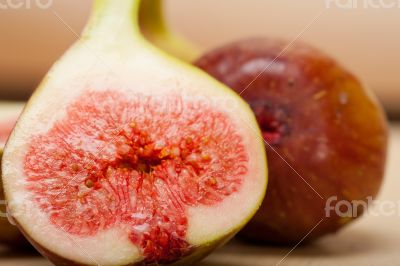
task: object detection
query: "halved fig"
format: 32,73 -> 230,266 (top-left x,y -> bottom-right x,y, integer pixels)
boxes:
1,0 -> 267,265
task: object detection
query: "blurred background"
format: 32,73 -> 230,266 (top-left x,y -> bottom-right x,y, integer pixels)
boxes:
0,0 -> 399,117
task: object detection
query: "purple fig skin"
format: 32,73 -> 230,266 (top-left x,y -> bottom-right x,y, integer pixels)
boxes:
195,38 -> 388,244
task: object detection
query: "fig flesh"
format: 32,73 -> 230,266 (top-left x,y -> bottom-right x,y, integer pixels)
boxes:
1,1 -> 267,265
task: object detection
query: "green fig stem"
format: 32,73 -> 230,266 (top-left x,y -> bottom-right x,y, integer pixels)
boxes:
139,0 -> 199,62
139,0 -> 165,35
83,0 -> 143,44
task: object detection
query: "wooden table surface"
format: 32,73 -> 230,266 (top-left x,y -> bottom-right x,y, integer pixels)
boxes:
0,124 -> 399,266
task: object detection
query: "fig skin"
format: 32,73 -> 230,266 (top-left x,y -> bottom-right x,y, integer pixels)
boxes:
195,38 -> 388,244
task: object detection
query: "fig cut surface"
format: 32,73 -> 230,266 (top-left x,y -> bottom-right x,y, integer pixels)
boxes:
1,0 -> 267,265
24,90 -> 248,264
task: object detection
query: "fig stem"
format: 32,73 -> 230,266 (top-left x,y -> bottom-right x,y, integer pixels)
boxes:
139,0 -> 165,35
83,0 -> 143,43
139,0 -> 199,61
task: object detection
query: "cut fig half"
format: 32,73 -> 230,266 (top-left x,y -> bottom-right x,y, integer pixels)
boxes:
1,0 -> 267,265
